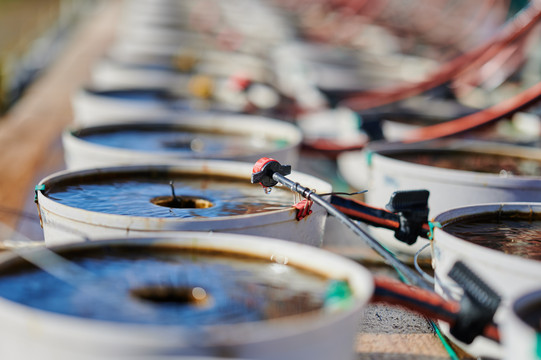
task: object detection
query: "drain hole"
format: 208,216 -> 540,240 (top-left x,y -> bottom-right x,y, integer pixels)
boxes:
131,285 -> 209,305
151,195 -> 213,209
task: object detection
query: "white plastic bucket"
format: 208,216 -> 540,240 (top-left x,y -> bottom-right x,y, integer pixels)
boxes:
432,203 -> 541,357
92,55 -> 271,88
115,20 -> 285,57
338,140 -> 541,259
0,233 -> 373,360
91,62 -> 198,92
296,108 -> 368,150
62,116 -> 302,169
502,289 -> 541,360
89,61 -> 271,95
432,202 -> 541,303
35,161 -> 331,247
118,0 -> 188,29
71,85 -> 281,126
106,41 -> 270,72
71,87 -> 179,124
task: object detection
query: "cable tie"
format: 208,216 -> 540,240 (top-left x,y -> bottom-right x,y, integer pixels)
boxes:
34,184 -> 45,203
428,221 -> 442,240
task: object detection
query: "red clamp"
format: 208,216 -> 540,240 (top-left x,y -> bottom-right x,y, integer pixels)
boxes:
252,157 -> 275,175
229,73 -> 252,92
251,157 -> 291,188
294,199 -> 313,220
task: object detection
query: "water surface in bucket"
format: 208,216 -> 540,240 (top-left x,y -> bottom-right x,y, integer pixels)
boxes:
45,173 -> 295,218
388,150 -> 541,176
443,213 -> 541,261
74,126 -> 287,157
91,89 -> 169,101
0,246 -> 335,325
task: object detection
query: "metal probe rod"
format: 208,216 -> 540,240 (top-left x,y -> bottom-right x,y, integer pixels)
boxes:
272,172 -> 432,291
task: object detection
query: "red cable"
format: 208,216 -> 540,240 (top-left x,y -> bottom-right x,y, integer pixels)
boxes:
372,276 -> 501,342
372,276 -> 460,323
403,79 -> 541,142
339,2 -> 541,110
331,196 -> 431,236
333,204 -> 401,229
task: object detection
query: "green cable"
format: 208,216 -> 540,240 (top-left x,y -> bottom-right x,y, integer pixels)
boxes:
324,279 -> 353,312
535,332 -> 541,359
394,260 -> 460,360
430,320 -> 460,360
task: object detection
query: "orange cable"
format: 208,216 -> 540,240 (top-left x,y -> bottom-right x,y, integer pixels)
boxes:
339,2 -> 541,110
403,79 -> 541,142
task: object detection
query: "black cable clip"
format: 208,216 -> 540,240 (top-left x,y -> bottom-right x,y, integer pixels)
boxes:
448,261 -> 501,344
385,189 -> 429,245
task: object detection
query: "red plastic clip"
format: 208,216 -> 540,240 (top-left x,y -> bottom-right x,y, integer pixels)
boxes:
252,157 -> 275,175
294,199 -> 313,221
229,72 -> 252,91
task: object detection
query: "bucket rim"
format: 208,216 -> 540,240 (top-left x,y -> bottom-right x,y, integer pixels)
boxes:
36,161 -> 331,228
0,233 -> 373,347
365,139 -> 541,186
433,202 -> 541,273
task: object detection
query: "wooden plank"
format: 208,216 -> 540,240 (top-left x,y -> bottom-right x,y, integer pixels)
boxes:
357,334 -> 450,357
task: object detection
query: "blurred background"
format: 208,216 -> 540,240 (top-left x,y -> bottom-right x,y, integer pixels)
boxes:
0,0 -> 534,115
0,0 -> 95,112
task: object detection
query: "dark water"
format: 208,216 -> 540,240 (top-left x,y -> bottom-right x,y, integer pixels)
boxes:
90,89 -> 169,101
77,128 -> 286,157
388,150 -> 541,176
0,246 -> 331,325
443,213 -> 541,261
45,173 -> 294,218
516,300 -> 541,330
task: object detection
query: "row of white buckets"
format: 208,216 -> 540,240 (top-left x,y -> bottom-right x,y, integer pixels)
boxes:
48,111 -> 332,247
27,131 -> 541,358
339,139 -> 541,260
5,1 -> 372,359
14,0 -> 375,355
337,139 -> 541,358
23,105 -> 369,359
12,1 -> 541,357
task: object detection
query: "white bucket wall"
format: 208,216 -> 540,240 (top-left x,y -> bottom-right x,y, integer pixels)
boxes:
91,60 -> 192,91
62,115 -> 302,169
0,233 -> 373,360
338,140 -> 541,260
432,203 -> 541,304
92,55 -> 271,88
106,42 -> 271,75
115,24 -> 279,57
71,88 -> 176,125
71,86 -> 270,126
501,289 -> 541,360
432,203 -> 541,358
36,161 -> 331,247
366,142 -> 541,215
